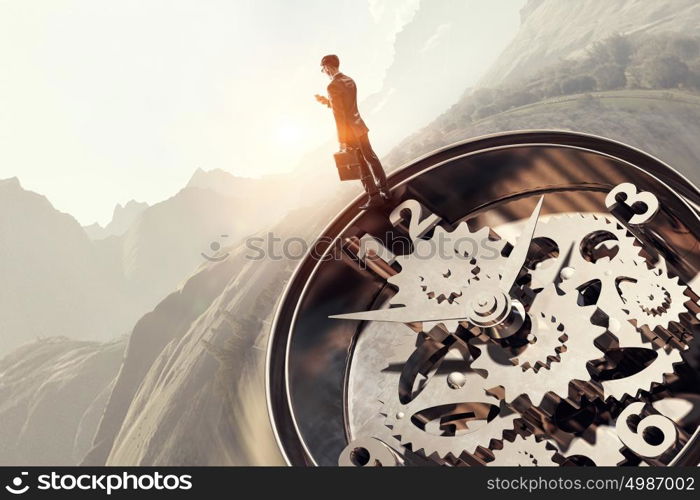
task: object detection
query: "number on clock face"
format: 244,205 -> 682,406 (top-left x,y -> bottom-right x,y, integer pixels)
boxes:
355,200 -> 443,272
389,199 -> 442,241
606,182 -> 660,225
616,402 -> 678,460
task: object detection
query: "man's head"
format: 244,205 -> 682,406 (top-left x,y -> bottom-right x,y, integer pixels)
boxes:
320,54 -> 340,79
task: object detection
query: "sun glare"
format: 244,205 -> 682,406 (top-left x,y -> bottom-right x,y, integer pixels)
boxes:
275,120 -> 303,145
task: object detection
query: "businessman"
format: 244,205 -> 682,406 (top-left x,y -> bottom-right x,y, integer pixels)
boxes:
315,54 -> 390,210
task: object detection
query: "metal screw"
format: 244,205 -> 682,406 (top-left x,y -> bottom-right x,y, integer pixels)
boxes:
447,372 -> 466,389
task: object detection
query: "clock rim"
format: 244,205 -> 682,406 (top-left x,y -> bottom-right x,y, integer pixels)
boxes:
266,130 -> 700,466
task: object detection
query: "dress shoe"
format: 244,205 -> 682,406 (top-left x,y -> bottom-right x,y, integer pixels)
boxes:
359,195 -> 382,210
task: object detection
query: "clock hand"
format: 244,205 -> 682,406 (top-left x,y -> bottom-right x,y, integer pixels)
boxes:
499,196 -> 544,294
329,302 -> 468,323
331,197 -> 543,326
553,241 -> 576,289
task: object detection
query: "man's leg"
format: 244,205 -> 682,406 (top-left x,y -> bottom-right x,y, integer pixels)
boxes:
357,160 -> 381,210
357,133 -> 388,192
359,160 -> 378,197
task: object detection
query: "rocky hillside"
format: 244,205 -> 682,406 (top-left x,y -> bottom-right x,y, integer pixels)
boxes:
104,246 -> 289,465
386,89 -> 700,186
385,22 -> 700,184
357,0 -> 522,152
82,238 -> 256,465
86,209 -> 327,466
480,0 -> 700,86
0,168 -> 302,357
0,178 -> 126,355
84,200 -> 148,240
0,337 -> 125,465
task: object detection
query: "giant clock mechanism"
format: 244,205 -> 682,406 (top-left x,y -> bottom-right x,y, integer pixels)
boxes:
267,131 -> 700,467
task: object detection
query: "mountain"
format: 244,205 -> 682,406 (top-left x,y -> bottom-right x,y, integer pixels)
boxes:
388,89 -> 700,187
119,186 -> 246,309
354,0 -> 523,155
0,178 -> 127,355
186,168 -> 263,198
0,167 -> 312,356
105,245 -> 288,465
187,165 -> 355,219
85,209 -> 326,466
0,169 -> 348,465
384,2 -> 700,184
82,240 -> 247,465
118,167 -> 315,310
84,200 -> 148,240
0,177 -> 242,356
480,0 -> 700,86
186,167 -> 307,216
0,337 -> 125,465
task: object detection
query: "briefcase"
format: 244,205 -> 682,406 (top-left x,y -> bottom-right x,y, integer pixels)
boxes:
333,148 -> 363,181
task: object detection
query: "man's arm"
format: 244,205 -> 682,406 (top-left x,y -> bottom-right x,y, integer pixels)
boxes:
328,81 -> 349,146
314,94 -> 330,107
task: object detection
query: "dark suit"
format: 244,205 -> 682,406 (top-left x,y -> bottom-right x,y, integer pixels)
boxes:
327,72 -> 387,196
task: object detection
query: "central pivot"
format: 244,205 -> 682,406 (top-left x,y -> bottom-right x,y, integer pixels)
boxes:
464,281 -> 525,339
466,286 -> 511,328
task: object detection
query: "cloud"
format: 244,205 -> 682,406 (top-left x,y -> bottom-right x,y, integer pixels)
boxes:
370,87 -> 395,114
420,23 -> 452,55
368,0 -> 386,22
368,0 -> 421,33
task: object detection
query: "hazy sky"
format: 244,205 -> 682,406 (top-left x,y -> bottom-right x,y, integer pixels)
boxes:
0,0 -> 522,225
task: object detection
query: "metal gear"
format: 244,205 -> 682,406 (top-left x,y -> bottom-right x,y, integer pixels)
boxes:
555,425 -> 625,466
617,260 -> 690,332
380,336 -> 518,460
595,287 -> 685,401
338,437 -> 402,466
488,434 -> 557,466
529,213 -> 644,291
368,213 -> 688,463
616,263 -> 691,358
387,223 -> 505,332
635,283 -> 671,316
528,214 -> 691,348
515,312 -> 567,372
601,346 -> 683,400
471,285 -> 605,405
519,213 -> 654,350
